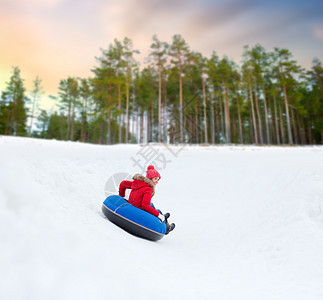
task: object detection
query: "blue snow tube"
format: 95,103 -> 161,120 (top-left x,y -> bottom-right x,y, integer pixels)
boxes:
102,195 -> 166,241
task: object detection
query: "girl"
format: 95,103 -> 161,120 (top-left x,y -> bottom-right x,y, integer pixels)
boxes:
118,165 -> 175,234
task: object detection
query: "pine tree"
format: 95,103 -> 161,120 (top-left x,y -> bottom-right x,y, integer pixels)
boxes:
149,35 -> 168,143
169,34 -> 190,143
217,57 -> 234,143
35,38 -> 322,146
57,78 -> 79,141
307,58 -> 323,143
122,37 -> 139,143
0,66 -> 28,136
91,59 -> 116,144
29,76 -> 44,136
207,52 -> 221,143
37,109 -> 49,138
272,48 -> 303,144
242,48 -> 259,144
79,78 -> 91,142
249,45 -> 271,144
189,52 -> 209,144
46,111 -> 66,140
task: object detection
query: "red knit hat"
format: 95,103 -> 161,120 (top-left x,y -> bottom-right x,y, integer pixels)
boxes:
146,165 -> 161,180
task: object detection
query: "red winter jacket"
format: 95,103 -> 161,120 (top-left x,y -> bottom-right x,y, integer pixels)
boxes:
118,174 -> 159,217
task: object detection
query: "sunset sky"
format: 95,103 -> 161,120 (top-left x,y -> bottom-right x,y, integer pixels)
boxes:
1,0 -> 323,110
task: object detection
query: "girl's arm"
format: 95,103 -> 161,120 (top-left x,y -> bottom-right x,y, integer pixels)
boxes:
141,189 -> 160,217
118,180 -> 132,197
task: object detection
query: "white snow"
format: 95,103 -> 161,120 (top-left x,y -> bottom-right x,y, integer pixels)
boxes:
1,136 -> 323,300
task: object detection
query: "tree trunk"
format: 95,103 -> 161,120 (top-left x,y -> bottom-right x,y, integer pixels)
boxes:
107,109 -> 111,144
248,104 -> 254,143
248,79 -> 258,144
218,88 -> 224,143
140,108 -> 144,143
236,93 -> 243,144
262,86 -> 270,144
150,105 -> 153,142
202,75 -> 208,143
163,77 -> 168,143
99,122 -> 104,144
214,91 -> 220,144
273,95 -> 280,145
29,96 -> 37,137
11,95 -> 16,135
281,73 -> 293,144
232,111 -> 237,143
158,66 -> 162,143
125,67 -> 130,143
60,114 -> 64,140
179,65 -> 184,143
195,103 -> 199,144
66,99 -> 71,140
132,83 -> 136,143
267,97 -> 273,144
147,108 -> 151,143
210,95 -> 215,144
80,102 -> 84,142
278,100 -> 285,144
83,97 -> 88,142
297,113 -> 305,145
224,85 -> 231,143
307,121 -> 313,144
118,83 -> 122,143
290,107 -> 298,144
136,106 -> 139,144
70,97 -> 75,141
5,106 -> 10,135
254,83 -> 263,144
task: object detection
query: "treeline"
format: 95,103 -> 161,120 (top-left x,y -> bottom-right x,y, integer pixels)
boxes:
1,35 -> 322,144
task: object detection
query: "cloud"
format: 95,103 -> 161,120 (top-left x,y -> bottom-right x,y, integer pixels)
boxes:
98,0 -> 323,61
100,0 -> 186,38
98,0 -> 260,66
1,0 -> 63,8
185,0 -> 257,36
312,24 -> 323,40
0,9 -> 97,94
101,0 -> 258,39
1,0 -> 323,104
195,0 -> 323,51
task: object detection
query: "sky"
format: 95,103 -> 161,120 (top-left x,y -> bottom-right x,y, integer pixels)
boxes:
0,0 -> 323,110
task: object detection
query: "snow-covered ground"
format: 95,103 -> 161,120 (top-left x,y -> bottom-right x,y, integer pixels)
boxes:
1,136 -> 323,300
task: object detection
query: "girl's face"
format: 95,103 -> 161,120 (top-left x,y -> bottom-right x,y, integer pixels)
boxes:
151,177 -> 159,186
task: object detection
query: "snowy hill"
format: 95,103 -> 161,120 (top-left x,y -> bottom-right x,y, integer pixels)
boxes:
1,136 -> 323,300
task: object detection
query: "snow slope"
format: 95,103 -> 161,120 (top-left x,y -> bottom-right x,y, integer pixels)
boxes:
1,136 -> 323,300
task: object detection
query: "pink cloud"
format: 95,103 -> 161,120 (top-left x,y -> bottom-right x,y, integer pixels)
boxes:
312,24 -> 323,40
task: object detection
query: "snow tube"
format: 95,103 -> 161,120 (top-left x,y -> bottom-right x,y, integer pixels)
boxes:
102,195 -> 166,241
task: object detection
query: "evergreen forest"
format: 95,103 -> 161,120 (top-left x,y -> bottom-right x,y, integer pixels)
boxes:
1,35 -> 322,145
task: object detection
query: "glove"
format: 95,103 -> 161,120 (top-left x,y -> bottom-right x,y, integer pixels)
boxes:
158,213 -> 165,223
